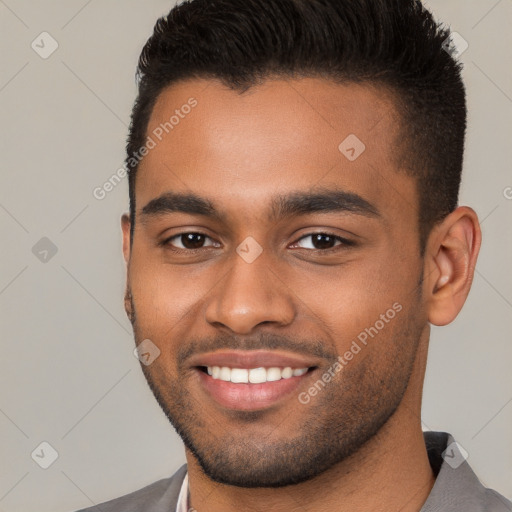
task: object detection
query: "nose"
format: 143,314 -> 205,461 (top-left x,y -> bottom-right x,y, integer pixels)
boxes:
204,247 -> 296,334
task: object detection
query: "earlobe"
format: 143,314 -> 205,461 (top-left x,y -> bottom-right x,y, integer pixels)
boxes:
121,213 -> 131,264
426,207 -> 481,326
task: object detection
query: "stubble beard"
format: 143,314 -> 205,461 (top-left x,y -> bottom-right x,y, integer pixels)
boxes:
126,286 -> 423,488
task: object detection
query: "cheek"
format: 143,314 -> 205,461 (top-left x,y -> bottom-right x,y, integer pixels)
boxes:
129,254 -> 213,336
294,257 -> 419,358
300,258 -> 409,322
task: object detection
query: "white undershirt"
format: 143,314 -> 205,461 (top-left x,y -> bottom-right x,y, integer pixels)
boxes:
175,471 -> 189,512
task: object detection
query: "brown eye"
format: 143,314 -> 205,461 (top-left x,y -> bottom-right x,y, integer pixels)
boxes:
180,233 -> 206,249
162,232 -> 219,251
311,233 -> 337,250
294,232 -> 353,251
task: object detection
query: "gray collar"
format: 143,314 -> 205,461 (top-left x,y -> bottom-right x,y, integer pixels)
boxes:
420,431 -> 511,511
165,431 -> 512,512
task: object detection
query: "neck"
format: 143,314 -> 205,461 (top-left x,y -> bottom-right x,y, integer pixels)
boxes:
186,332 -> 434,512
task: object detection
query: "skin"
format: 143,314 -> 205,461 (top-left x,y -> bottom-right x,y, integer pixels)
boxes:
121,77 -> 481,512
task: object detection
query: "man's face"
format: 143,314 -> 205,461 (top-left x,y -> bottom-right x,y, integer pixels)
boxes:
123,78 -> 429,487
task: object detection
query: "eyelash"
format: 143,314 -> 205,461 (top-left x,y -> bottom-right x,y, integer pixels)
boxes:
159,231 -> 356,254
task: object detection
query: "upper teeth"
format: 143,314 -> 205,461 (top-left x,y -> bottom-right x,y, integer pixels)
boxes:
206,366 -> 308,383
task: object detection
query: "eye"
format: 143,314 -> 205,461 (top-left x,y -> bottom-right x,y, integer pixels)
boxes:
160,231 -> 355,253
161,232 -> 220,251
291,232 -> 355,251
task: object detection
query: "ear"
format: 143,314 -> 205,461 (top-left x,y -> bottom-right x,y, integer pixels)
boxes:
424,206 -> 482,326
121,213 -> 135,324
121,213 -> 131,264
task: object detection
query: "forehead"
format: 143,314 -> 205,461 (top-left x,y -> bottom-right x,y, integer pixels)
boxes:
135,77 -> 416,225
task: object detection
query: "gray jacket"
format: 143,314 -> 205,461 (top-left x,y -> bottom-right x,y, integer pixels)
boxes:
74,431 -> 511,511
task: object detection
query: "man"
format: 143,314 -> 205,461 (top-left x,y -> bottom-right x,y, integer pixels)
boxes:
76,0 -> 511,510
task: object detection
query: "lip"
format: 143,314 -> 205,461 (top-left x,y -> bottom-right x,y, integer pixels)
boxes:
189,350 -> 320,411
188,349 -> 321,370
196,367 -> 315,411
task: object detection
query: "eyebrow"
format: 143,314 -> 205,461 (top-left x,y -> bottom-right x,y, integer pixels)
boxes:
140,188 -> 381,224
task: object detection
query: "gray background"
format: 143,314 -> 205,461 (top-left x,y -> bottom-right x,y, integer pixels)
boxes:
1,1 -> 511,511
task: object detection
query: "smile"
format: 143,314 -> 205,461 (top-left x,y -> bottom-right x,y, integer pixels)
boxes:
189,350 -> 321,411
205,366 -> 309,383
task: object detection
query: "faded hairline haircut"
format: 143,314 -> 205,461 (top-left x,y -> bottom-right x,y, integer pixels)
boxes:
125,0 -> 466,255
